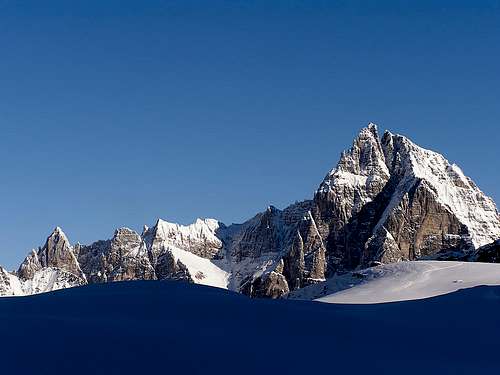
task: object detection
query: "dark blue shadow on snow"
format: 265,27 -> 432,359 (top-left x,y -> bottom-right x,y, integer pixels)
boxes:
0,280 -> 499,374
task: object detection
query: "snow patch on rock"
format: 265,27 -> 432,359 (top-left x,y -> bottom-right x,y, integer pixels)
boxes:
166,245 -> 230,289
22,267 -> 85,295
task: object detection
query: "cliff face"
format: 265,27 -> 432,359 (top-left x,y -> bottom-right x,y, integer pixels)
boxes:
77,228 -> 156,283
2,123 -> 500,298
466,240 -> 500,263
18,227 -> 85,281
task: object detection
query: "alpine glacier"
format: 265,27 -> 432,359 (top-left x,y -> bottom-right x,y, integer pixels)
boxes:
1,123 -> 499,298
288,260 -> 500,303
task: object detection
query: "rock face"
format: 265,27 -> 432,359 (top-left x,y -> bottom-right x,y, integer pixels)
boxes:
17,227 -> 86,282
145,218 -> 223,260
142,218 -> 223,282
314,124 -> 391,273
2,123 -> 500,298
17,250 -> 42,280
466,240 -> 500,263
368,131 -> 500,257
78,228 -> 156,283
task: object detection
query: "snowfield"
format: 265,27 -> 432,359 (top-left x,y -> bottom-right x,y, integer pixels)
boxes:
167,245 -> 230,289
3,280 -> 500,374
289,261 -> 500,304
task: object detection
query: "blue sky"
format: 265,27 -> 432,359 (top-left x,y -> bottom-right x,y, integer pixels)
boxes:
1,1 -> 499,269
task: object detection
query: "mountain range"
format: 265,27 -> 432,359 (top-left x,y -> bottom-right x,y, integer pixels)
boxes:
2,123 -> 500,297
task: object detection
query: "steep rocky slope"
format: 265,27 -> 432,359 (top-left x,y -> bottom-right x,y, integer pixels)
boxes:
1,123 -> 499,297
465,239 -> 500,263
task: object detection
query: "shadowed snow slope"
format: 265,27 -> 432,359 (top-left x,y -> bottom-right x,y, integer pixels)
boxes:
2,281 -> 500,374
289,261 -> 500,303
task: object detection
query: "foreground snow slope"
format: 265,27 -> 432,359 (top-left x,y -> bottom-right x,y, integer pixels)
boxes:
290,261 -> 500,303
2,281 -> 500,374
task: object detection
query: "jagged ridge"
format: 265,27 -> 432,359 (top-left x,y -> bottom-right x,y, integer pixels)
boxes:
2,123 -> 499,298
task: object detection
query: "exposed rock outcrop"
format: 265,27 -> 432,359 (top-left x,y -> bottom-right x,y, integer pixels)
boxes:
78,227 -> 156,283
17,227 -> 86,282
17,250 -> 42,280
467,240 -> 500,263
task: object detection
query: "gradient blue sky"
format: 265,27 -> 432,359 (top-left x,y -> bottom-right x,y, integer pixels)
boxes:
1,0 -> 499,269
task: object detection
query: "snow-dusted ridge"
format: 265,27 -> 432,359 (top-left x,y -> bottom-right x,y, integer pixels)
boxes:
382,131 -> 500,248
154,218 -> 222,250
0,265 -> 83,297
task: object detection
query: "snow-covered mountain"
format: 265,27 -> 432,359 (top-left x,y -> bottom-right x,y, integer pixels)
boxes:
1,123 -> 499,297
314,124 -> 500,272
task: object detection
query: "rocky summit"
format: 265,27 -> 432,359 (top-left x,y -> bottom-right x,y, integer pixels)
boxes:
2,123 -> 500,298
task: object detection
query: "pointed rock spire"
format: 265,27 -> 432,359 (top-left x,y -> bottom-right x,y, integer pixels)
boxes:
336,122 -> 388,176
17,249 -> 42,280
318,123 -> 390,196
315,123 -> 391,227
37,227 -> 85,280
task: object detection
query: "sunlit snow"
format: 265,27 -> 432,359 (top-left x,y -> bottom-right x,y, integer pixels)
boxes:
290,261 -> 500,304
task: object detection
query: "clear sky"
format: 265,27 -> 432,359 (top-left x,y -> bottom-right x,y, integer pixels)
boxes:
1,0 -> 499,269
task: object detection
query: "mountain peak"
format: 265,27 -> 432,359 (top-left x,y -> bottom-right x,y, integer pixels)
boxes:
114,227 -> 138,237
17,250 -> 41,280
36,227 -> 85,280
148,217 -> 223,259
364,122 -> 379,136
49,226 -> 70,243
316,124 -> 500,253
318,124 -> 390,196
